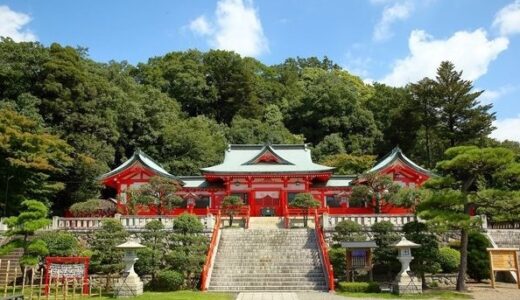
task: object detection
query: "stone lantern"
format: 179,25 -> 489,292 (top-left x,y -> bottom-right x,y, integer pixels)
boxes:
114,240 -> 145,297
392,237 -> 422,295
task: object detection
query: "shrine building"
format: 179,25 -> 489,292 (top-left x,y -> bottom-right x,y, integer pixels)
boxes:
99,144 -> 432,216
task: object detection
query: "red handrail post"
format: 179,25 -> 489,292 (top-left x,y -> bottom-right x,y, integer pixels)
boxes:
200,210 -> 221,291
314,212 -> 335,292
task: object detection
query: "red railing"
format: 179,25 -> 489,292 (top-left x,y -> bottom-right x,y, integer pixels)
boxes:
314,210 -> 335,292
200,210 -> 221,291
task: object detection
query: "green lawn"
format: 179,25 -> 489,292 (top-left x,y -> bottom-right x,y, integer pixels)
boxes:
117,291 -> 235,300
337,290 -> 472,299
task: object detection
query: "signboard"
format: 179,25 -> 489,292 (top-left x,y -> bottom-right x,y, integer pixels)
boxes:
487,248 -> 520,289
44,257 -> 89,295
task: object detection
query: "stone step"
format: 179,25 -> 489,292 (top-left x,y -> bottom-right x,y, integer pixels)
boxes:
215,256 -> 320,261
210,278 -> 325,284
209,281 -> 326,287
209,273 -> 326,278
207,285 -> 327,291
211,267 -> 323,273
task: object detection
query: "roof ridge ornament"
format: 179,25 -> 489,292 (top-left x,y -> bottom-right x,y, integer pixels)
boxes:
243,144 -> 294,165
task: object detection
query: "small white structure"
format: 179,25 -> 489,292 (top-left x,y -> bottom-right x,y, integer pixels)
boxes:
114,240 -> 145,297
392,237 -> 422,294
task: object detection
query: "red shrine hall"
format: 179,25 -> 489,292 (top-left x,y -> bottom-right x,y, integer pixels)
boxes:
99,144 -> 432,217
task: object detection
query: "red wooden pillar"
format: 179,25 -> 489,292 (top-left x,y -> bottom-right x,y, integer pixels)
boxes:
247,177 -> 255,216
320,191 -> 325,208
225,177 -> 231,195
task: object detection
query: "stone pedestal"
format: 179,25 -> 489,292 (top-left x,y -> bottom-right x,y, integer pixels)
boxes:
393,271 -> 422,294
114,272 -> 143,297
114,241 -> 145,297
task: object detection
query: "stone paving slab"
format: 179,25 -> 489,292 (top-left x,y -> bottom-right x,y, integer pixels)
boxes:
236,292 -> 299,300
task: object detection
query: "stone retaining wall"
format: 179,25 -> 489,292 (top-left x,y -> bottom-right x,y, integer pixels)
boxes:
424,273 -> 458,287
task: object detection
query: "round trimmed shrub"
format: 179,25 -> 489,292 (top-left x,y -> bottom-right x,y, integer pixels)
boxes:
439,247 -> 460,273
155,270 -> 183,291
69,199 -> 116,217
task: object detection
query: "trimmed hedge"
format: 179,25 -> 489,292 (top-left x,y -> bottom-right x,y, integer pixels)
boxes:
439,247 -> 460,273
338,281 -> 381,293
155,270 -> 184,291
69,199 -> 116,217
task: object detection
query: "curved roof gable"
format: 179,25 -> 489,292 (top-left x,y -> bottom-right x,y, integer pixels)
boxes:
201,144 -> 334,174
369,146 -> 432,176
99,149 -> 178,181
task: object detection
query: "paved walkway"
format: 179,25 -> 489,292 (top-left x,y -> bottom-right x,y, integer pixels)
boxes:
236,293 -> 299,300
236,292 -> 350,300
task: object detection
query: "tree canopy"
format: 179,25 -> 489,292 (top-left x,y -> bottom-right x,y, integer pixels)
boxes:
0,37 -> 502,215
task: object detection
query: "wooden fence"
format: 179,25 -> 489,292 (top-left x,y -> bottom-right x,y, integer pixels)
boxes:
0,259 -> 111,300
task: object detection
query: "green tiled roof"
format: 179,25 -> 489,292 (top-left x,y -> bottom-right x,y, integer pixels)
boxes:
201,144 -> 335,174
369,147 -> 432,175
99,149 -> 179,181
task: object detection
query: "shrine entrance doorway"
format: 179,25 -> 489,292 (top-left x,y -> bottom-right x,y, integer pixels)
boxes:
254,191 -> 281,216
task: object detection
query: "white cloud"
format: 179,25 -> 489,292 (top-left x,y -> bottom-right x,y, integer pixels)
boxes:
0,5 -> 36,42
187,0 -> 268,57
188,16 -> 213,36
480,85 -> 518,104
381,29 -> 509,86
373,1 -> 413,42
493,0 -> 520,36
491,115 -> 520,142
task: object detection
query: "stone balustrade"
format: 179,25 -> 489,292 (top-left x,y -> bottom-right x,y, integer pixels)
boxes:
322,213 -> 416,230
0,214 -> 215,233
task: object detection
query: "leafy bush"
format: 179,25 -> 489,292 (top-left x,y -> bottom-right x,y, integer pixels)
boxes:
402,221 -> 441,282
467,232 -> 491,281
438,247 -> 460,273
155,270 -> 184,291
371,221 -> 400,278
173,213 -> 204,234
39,231 -> 80,257
338,281 -> 380,293
333,220 -> 365,243
70,199 -> 116,217
329,246 -> 346,279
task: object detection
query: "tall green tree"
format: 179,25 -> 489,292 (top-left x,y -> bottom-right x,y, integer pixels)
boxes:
418,146 -> 520,291
0,108 -> 72,214
409,61 -> 495,167
286,67 -> 381,153
434,62 -> 495,147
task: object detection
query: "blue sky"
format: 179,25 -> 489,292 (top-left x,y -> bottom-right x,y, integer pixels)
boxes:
1,0 -> 520,141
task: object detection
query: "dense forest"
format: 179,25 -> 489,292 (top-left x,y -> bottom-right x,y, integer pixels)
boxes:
0,37 -> 517,215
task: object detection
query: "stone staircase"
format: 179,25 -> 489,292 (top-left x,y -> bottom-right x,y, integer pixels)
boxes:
248,217 -> 283,229
0,247 -> 23,285
208,228 -> 328,291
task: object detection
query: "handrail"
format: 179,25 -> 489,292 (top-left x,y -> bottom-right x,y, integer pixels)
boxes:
314,210 -> 335,291
200,210 -> 221,291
